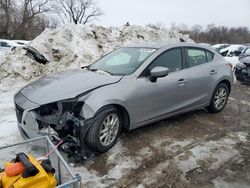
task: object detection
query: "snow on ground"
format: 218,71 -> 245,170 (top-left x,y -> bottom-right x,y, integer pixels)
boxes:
0,24 -> 192,89
0,50 -> 7,64
0,87 -> 22,145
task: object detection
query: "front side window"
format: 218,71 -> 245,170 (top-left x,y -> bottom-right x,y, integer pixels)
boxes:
89,47 -> 156,75
148,48 -> 182,73
186,48 -> 207,67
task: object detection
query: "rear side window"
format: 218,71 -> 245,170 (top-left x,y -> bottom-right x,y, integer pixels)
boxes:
149,48 -> 182,73
186,48 -> 207,67
206,51 -> 214,62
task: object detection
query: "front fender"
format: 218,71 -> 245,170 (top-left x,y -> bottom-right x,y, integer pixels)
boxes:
80,99 -> 128,120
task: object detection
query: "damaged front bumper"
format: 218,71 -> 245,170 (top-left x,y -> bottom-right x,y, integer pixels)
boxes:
15,92 -> 94,163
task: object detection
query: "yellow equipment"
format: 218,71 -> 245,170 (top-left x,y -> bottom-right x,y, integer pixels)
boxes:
0,153 -> 57,188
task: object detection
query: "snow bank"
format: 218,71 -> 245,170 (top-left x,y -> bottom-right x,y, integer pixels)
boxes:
0,24 -> 192,88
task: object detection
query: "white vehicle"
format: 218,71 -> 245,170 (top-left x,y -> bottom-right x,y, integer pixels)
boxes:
220,44 -> 246,57
0,39 -> 23,52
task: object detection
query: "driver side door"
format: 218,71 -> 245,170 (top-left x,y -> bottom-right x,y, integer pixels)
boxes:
131,47 -> 190,127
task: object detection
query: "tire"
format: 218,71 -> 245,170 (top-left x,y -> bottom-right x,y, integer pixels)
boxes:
206,83 -> 229,113
85,107 -> 122,153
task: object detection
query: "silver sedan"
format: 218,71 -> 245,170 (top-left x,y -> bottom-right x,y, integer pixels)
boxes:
14,43 -> 233,154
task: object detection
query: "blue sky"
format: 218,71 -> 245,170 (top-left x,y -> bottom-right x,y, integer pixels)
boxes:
97,0 -> 250,29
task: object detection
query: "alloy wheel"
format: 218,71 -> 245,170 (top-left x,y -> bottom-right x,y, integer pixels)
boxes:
99,113 -> 120,146
214,87 -> 227,110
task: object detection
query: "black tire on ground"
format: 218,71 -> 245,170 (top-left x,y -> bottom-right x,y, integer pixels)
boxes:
85,107 -> 122,153
206,83 -> 229,113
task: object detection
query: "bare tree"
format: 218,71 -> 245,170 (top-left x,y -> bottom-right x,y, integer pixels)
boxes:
0,0 -> 14,38
13,0 -> 53,39
0,0 -> 54,39
191,24 -> 203,41
56,0 -> 103,25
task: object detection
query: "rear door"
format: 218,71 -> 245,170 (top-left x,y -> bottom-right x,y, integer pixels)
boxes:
183,47 -> 217,107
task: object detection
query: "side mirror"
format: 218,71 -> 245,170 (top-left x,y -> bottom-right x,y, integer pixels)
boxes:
150,66 -> 169,82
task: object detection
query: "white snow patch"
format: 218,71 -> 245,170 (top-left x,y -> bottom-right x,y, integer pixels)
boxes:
106,141 -> 137,180
237,132 -> 248,142
0,88 -> 22,144
138,147 -> 153,158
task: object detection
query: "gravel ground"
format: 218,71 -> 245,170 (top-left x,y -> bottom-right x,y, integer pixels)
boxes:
0,82 -> 249,188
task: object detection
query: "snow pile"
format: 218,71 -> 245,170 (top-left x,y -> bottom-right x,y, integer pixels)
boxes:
0,24 -> 192,88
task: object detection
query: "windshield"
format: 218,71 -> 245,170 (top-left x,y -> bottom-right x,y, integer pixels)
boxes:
89,47 -> 156,75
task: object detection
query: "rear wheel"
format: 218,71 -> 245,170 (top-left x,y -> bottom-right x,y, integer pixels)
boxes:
206,83 -> 229,113
85,107 -> 122,153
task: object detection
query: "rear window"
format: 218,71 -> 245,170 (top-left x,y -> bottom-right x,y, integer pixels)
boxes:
206,51 -> 214,62
186,48 -> 207,67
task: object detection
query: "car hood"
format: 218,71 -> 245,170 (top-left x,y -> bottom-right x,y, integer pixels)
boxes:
20,69 -> 123,105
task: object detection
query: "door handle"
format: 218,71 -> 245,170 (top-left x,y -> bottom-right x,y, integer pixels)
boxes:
210,70 -> 217,75
177,79 -> 186,85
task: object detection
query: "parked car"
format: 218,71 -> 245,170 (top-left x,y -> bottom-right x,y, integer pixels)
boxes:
0,39 -> 23,52
234,56 -> 250,84
220,45 -> 246,57
14,43 -> 233,155
238,47 -> 250,61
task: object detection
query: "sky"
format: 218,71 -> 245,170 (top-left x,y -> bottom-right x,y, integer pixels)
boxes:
97,0 -> 250,29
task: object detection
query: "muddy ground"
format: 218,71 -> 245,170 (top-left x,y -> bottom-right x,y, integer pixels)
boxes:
77,82 -> 250,188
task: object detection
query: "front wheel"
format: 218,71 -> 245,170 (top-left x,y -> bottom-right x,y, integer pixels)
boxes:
85,107 -> 122,153
206,83 -> 229,113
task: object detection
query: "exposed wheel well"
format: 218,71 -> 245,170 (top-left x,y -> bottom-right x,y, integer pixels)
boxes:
95,104 -> 130,131
218,80 -> 231,94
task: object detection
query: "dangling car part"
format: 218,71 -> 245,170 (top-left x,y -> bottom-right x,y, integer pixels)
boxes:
234,56 -> 250,84
14,43 -> 233,161
24,46 -> 49,65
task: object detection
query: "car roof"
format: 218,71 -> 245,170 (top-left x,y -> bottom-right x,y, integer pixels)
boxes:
123,42 -> 214,50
